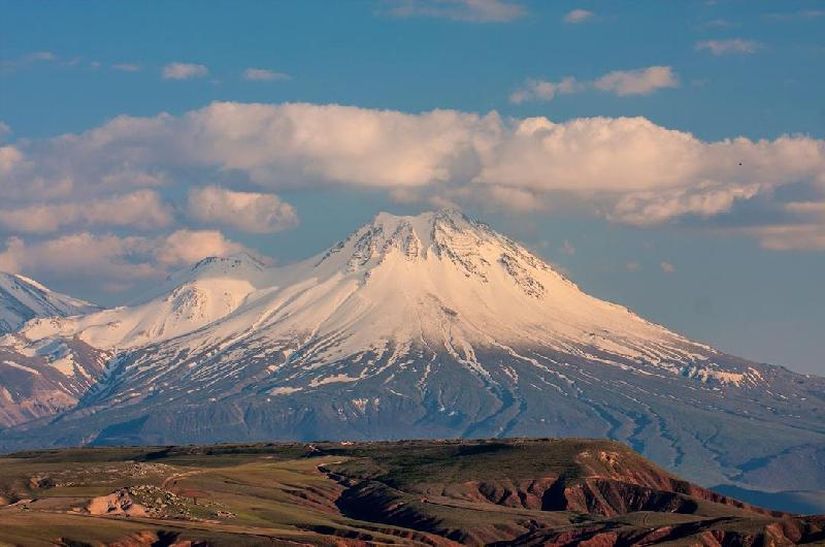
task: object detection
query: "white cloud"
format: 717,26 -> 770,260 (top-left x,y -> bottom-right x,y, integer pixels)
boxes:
609,184 -> 761,226
153,229 -> 251,267
511,66 -> 677,103
593,66 -> 679,96
386,0 -> 525,22
709,198 -> 825,251
0,234 -> 153,282
0,190 -> 174,234
4,101 -> 825,248
162,62 -> 209,80
480,117 -> 825,198
0,113 -> 175,203
187,186 -> 298,233
0,145 -> 23,174
509,77 -> 581,104
112,63 -> 141,72
0,230 -> 251,289
740,201 -> 825,251
625,261 -> 641,272
785,201 -> 825,217
243,68 -> 290,81
1,51 -> 58,71
0,122 -> 11,141
561,240 -> 576,255
184,102 -> 493,187
563,9 -> 593,23
695,39 -> 760,55
481,185 -> 545,211
660,261 -> 676,273
746,225 -> 825,251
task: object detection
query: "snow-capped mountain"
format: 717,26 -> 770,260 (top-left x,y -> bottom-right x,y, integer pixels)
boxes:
1,210 -> 823,495
0,273 -> 103,426
19,254 -> 267,351
0,272 -> 98,334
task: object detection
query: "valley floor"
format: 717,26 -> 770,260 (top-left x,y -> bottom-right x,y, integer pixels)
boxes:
0,439 -> 823,546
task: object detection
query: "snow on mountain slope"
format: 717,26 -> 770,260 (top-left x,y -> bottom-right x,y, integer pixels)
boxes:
0,257 -> 265,427
0,272 -> 98,334
0,334 -> 111,427
1,210 -> 823,494
0,273 -> 105,427
138,208 -> 745,390
8,210 -> 717,373
19,255 -> 266,350
245,209 -> 714,373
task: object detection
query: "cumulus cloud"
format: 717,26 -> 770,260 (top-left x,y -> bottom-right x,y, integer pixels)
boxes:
593,66 -> 679,96
736,225 -> 825,251
563,9 -> 593,23
187,186 -> 298,233
695,39 -> 760,55
3,101 -> 825,249
743,201 -> 825,251
510,77 -> 580,104
480,185 -> 545,212
0,234 -> 152,283
480,117 -> 825,198
785,201 -> 825,216
609,184 -> 761,226
0,190 -> 174,234
0,145 -> 23,174
386,0 -> 525,22
510,66 -> 677,103
153,229 -> 252,267
0,230 -> 251,289
243,68 -> 290,81
181,102 -> 494,187
162,62 -> 209,80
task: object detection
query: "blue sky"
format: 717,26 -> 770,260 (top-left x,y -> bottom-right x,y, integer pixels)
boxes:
1,1 -> 824,373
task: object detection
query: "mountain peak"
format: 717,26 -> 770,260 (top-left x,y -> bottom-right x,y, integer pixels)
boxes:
0,272 -> 97,333
188,252 -> 266,277
315,209 -> 503,273
369,208 -> 477,235
297,208 -> 693,367
371,207 -> 468,224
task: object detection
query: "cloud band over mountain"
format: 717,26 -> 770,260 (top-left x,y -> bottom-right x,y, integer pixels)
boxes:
1,101 -> 824,288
